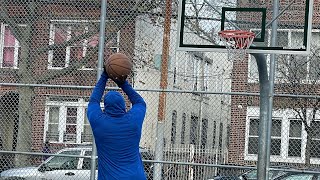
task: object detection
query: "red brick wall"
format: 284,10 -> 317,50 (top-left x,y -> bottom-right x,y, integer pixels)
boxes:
228,56 -> 249,165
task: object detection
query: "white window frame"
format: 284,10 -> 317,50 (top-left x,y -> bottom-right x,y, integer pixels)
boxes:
244,107 -> 320,164
44,98 -> 97,145
310,119 -> 320,161
0,23 -> 21,69
287,119 -> 303,158
246,117 -> 259,155
248,29 -> 320,83
48,20 -> 120,70
82,108 -> 93,143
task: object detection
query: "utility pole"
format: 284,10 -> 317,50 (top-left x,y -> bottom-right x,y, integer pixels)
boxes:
153,0 -> 172,179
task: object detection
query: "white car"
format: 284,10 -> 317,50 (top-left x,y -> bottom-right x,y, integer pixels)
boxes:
0,146 -> 153,180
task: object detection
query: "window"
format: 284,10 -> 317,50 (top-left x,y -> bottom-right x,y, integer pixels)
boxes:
48,21 -> 120,69
201,118 -> 208,148
0,23 -> 20,68
270,119 -> 282,156
190,115 -> 198,145
171,110 -> 177,144
64,107 -> 77,143
191,53 -> 211,92
248,30 -> 320,83
226,125 -> 230,148
287,55 -> 308,81
181,113 -> 186,144
218,123 -> 223,148
45,98 -> 92,144
212,121 -> 216,148
277,31 -> 289,47
247,118 -> 282,155
248,118 -> 259,154
311,120 -> 320,158
279,31 -> 320,82
288,119 -> 302,157
47,106 -> 60,142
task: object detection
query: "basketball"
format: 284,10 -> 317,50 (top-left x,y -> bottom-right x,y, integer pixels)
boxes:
105,53 -> 133,82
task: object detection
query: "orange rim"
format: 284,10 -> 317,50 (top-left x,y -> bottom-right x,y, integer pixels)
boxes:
218,30 -> 255,49
218,30 -> 255,39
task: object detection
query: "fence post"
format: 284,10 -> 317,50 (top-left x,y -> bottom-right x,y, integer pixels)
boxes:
90,0 -> 107,180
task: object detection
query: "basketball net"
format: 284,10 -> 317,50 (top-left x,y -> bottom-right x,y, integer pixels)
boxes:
218,30 -> 255,61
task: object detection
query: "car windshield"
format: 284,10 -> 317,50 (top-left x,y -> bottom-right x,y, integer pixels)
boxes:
241,170 -> 277,180
281,174 -> 314,180
82,151 -> 98,170
45,150 -> 81,170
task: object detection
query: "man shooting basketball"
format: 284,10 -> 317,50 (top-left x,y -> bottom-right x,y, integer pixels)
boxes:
87,62 -> 147,180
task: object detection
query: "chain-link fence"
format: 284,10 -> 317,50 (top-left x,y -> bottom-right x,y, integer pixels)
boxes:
0,0 -> 320,180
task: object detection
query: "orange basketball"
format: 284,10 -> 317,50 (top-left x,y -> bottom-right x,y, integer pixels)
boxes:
105,53 -> 132,82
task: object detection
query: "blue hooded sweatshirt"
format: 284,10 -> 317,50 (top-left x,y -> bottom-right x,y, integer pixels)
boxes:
87,71 -> 147,180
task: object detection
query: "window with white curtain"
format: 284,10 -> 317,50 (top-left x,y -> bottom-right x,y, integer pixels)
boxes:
0,23 -> 21,68
47,106 -> 60,142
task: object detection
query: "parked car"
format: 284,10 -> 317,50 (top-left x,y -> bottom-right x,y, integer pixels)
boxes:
0,146 -> 153,180
211,175 -> 240,180
238,166 -> 320,180
238,168 -> 290,180
273,171 -> 320,180
240,170 -> 320,180
208,166 -> 299,180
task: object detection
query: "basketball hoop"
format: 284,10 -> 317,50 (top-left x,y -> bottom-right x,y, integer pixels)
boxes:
218,30 -> 255,60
